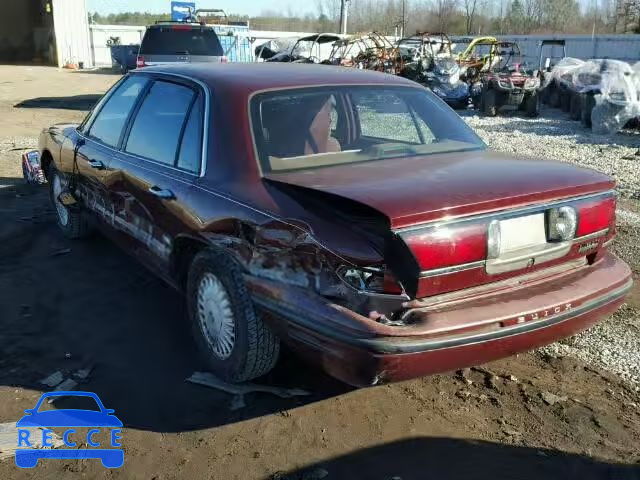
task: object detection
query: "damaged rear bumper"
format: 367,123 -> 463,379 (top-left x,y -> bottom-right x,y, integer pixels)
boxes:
247,252 -> 632,387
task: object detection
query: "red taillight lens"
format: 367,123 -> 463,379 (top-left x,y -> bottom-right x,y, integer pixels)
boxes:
401,223 -> 487,271
576,196 -> 616,237
136,56 -> 145,68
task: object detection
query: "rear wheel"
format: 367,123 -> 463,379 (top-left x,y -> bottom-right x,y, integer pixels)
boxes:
549,86 -> 560,108
569,93 -> 582,120
49,168 -> 89,239
482,89 -> 497,117
581,93 -> 595,128
186,248 -> 280,382
560,91 -> 571,112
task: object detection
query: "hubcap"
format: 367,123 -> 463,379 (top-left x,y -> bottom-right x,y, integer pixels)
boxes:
196,273 -> 235,360
52,174 -> 69,226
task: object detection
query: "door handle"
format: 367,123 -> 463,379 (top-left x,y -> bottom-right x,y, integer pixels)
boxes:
148,185 -> 175,199
88,159 -> 105,169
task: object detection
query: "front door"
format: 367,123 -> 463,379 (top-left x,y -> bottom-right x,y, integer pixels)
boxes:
76,75 -> 150,228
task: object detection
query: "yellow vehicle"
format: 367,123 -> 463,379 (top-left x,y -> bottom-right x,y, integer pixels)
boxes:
456,36 -> 498,62
455,36 -> 501,83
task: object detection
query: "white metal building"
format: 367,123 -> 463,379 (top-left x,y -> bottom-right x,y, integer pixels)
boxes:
0,0 -> 92,68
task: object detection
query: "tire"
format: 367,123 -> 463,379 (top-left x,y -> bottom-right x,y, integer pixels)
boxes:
549,88 -> 560,109
186,248 -> 280,382
560,91 -> 571,112
581,93 -> 595,128
483,89 -> 497,117
540,86 -> 550,105
569,93 -> 582,120
524,92 -> 539,117
49,168 -> 89,239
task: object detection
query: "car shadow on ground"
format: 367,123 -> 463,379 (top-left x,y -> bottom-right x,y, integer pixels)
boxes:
0,181 -> 351,434
274,437 -> 640,480
14,94 -> 102,111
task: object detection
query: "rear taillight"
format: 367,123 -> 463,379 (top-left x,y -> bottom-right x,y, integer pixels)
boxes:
136,56 -> 145,68
576,196 -> 616,237
401,223 -> 487,271
221,56 -> 228,63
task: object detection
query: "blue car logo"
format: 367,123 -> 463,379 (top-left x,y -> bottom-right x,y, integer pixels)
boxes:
15,391 -> 123,468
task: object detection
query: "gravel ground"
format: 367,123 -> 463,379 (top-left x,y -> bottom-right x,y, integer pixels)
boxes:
461,107 -> 640,199
461,106 -> 640,388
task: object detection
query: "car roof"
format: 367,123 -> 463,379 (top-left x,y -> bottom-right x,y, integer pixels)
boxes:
137,63 -> 418,96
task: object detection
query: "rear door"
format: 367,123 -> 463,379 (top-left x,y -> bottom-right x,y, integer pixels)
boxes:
104,75 -> 206,278
139,25 -> 224,65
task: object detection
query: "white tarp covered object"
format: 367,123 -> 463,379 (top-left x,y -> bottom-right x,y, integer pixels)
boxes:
547,58 -> 640,133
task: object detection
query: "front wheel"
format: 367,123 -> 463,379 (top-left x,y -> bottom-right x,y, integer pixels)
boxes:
49,168 -> 89,239
186,249 -> 280,382
569,93 -> 582,120
524,92 -> 539,117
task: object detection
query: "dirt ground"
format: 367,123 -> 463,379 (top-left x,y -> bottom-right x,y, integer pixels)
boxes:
0,66 -> 639,480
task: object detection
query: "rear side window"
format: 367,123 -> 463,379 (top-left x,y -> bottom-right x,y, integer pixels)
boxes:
140,27 -> 223,56
177,95 -> 203,173
125,81 -> 195,165
88,76 -> 148,147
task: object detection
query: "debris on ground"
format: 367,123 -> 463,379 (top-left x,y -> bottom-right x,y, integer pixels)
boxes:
186,372 -> 310,410
42,366 -> 94,403
39,371 -> 63,388
0,422 -> 63,460
50,248 -> 71,257
540,391 -> 569,406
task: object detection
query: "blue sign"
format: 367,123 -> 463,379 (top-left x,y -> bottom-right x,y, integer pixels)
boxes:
171,1 -> 196,21
15,391 -> 123,468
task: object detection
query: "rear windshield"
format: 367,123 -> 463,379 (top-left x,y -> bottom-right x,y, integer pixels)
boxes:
251,86 -> 485,172
140,27 -> 223,56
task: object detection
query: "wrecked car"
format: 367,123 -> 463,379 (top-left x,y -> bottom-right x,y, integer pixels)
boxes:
39,63 -> 632,387
474,41 -> 540,117
397,33 -> 469,108
263,33 -> 341,64
327,32 -> 398,73
456,36 -> 501,85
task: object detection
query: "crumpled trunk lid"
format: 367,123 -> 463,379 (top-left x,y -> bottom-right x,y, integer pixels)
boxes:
265,149 -> 614,229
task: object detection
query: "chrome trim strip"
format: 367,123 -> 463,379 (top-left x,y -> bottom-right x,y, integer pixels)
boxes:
419,260 -> 486,278
572,228 -> 609,243
254,277 -> 632,355
602,238 -> 614,248
395,190 -> 615,234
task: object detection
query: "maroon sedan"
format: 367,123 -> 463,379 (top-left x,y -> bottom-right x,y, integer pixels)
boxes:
39,63 -> 631,387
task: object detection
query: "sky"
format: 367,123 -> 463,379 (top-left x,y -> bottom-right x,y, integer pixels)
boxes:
86,0 -> 309,17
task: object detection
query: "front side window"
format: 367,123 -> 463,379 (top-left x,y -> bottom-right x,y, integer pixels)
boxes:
88,76 -> 148,147
125,81 -> 195,166
251,86 -> 485,172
